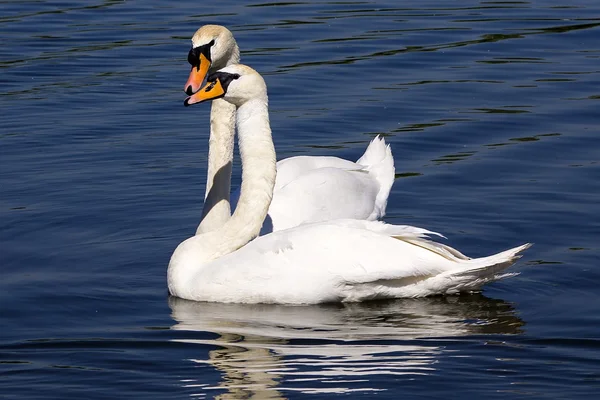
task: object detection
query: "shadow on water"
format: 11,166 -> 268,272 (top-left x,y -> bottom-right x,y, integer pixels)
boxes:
168,294 -> 524,397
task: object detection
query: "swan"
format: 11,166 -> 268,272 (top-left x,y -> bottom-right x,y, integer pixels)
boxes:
168,63 -> 531,304
184,25 -> 394,235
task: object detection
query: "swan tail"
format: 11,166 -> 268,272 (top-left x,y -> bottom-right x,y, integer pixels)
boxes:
437,243 -> 533,293
340,239 -> 531,302
356,136 -> 395,219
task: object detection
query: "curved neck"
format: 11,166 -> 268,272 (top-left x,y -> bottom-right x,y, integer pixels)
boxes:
213,97 -> 276,253
196,47 -> 240,235
224,44 -> 240,67
168,95 -> 275,299
196,99 -> 236,234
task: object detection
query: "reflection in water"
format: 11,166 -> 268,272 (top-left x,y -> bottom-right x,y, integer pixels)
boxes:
169,295 -> 524,397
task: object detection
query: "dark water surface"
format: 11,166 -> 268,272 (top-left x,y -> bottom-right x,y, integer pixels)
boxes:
2,0 -> 599,398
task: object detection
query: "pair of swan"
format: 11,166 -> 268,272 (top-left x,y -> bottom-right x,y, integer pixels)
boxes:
167,25 -> 531,304
185,25 -> 394,236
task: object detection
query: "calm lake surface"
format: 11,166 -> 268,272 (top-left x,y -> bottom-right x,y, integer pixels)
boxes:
1,0 -> 599,398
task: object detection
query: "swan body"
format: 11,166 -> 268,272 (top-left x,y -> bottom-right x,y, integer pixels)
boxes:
231,136 -> 394,234
185,25 -> 394,235
171,217 -> 531,304
168,64 -> 531,304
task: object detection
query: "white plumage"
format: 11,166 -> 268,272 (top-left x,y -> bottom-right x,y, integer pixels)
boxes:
187,25 -> 394,235
168,63 -> 531,304
232,137 -> 394,234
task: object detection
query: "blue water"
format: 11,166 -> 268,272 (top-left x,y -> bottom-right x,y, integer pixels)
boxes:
1,0 -> 599,398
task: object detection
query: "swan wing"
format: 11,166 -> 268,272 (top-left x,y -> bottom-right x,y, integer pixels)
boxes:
231,137 -> 395,234
232,160 -> 382,234
274,156 -> 362,190
191,220 -> 529,304
266,167 -> 380,232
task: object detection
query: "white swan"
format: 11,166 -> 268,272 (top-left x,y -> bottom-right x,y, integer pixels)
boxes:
184,25 -> 394,235
168,64 -> 531,304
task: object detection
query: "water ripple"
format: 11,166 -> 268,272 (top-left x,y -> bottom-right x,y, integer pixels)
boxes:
169,295 -> 524,396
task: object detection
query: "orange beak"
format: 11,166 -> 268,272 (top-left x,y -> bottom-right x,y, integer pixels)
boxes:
184,78 -> 226,107
184,53 -> 211,95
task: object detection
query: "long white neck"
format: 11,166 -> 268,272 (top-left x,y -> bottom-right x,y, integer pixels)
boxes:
195,45 -> 241,235
196,99 -> 235,234
213,98 -> 276,252
168,96 -> 276,299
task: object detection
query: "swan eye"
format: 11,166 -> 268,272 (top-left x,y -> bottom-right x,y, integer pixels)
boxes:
187,40 -> 216,69
187,48 -> 199,66
206,72 -> 241,93
204,81 -> 216,92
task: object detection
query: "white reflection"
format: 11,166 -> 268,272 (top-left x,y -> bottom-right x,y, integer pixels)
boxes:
169,295 -> 524,398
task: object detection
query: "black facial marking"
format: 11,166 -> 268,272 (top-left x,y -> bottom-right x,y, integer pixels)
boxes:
187,39 -> 215,70
206,72 -> 241,93
204,81 -> 217,92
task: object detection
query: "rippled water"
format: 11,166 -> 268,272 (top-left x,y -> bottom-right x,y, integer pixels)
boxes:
1,0 -> 599,398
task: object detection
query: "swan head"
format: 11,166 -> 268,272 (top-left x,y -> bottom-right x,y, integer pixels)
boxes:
184,64 -> 267,108
185,25 -> 240,95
